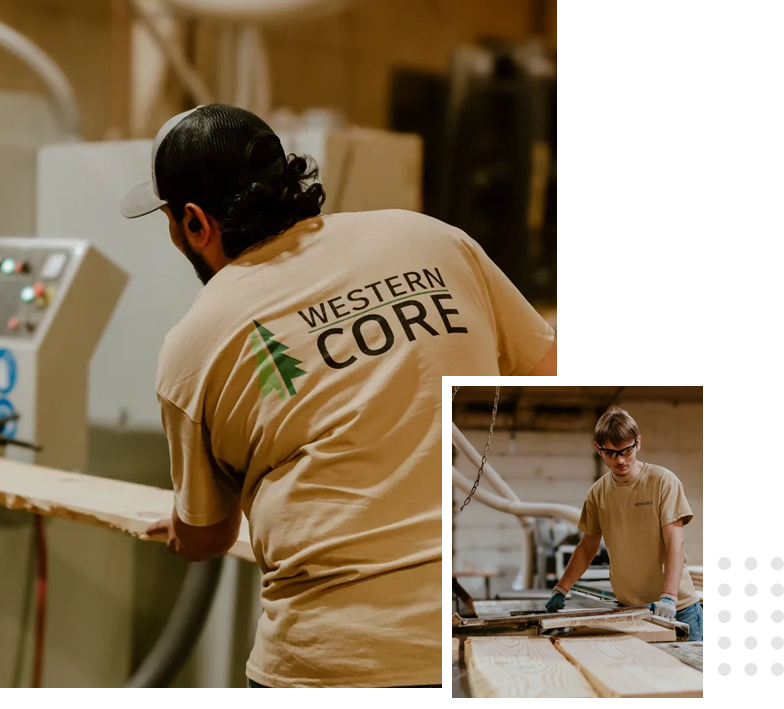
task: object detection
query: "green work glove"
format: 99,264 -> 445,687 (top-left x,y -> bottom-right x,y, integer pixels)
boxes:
648,593 -> 678,620
545,585 -> 568,612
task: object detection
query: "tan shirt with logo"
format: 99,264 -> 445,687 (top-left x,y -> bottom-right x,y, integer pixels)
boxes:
578,463 -> 698,611
155,209 -> 555,687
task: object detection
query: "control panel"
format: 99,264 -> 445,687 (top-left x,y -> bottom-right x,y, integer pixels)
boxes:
0,238 -> 127,470
0,246 -> 72,341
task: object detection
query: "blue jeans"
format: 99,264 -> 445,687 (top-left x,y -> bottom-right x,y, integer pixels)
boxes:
248,679 -> 441,688
676,601 -> 703,641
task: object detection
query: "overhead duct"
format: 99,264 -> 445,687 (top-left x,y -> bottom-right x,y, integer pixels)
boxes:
168,0 -> 357,22
0,21 -> 81,139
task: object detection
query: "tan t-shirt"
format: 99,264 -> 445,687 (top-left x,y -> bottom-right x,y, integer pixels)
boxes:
155,209 -> 555,688
578,463 -> 698,611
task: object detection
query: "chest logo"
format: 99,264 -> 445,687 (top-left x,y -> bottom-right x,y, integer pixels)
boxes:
635,501 -> 653,506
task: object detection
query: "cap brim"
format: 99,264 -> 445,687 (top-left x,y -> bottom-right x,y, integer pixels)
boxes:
120,180 -> 166,219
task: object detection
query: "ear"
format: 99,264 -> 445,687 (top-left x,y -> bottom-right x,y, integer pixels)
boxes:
636,436 -> 642,452
593,441 -> 602,455
183,203 -> 211,245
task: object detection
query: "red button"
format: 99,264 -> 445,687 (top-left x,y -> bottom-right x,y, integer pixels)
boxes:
33,282 -> 46,298
7,316 -> 19,331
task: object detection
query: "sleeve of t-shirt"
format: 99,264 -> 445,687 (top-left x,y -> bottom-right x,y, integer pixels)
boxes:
158,393 -> 240,527
578,491 -> 602,536
460,234 -> 555,375
659,472 -> 694,527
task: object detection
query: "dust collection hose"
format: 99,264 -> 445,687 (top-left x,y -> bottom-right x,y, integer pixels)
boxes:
125,556 -> 225,688
0,20 -> 81,139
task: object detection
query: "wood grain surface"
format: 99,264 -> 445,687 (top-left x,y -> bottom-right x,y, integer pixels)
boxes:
466,636 -> 598,698
538,609 -> 651,629
0,458 -> 255,563
555,636 -> 703,697
655,642 -> 703,672
564,618 -> 675,642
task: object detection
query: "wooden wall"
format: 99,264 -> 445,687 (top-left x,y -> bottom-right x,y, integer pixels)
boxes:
0,0 -> 556,140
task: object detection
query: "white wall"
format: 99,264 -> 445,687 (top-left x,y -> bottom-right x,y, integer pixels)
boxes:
452,400 -> 703,596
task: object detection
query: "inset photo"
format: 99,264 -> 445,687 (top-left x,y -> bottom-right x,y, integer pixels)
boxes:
450,385 -> 703,698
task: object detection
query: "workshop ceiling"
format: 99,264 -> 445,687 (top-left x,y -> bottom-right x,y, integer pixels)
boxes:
452,386 -> 702,431
453,386 -> 702,406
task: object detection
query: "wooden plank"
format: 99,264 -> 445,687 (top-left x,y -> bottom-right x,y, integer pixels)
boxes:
452,637 -> 460,663
539,609 -> 651,630
555,636 -> 703,698
452,569 -> 500,578
564,619 -> 676,642
466,636 -> 597,698
0,458 -> 255,563
648,615 -> 692,640
655,642 -> 703,672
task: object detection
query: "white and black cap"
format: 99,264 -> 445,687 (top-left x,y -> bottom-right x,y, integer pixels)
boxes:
120,104 -> 286,219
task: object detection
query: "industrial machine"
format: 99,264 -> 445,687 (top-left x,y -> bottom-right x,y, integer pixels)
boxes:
0,238 -> 128,687
0,238 -> 126,467
390,38 -> 557,303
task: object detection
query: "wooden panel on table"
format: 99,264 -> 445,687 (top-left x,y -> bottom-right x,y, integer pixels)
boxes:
466,636 -> 598,698
0,458 -> 255,563
565,618 -> 676,643
538,609 -> 651,630
555,636 -> 703,698
655,643 -> 703,672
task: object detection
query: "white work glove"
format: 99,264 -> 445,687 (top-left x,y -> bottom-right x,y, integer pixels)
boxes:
648,593 -> 678,620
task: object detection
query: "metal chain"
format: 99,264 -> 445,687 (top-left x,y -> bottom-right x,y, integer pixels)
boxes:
459,386 -> 500,512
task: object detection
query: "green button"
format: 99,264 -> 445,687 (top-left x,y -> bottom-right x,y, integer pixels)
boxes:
1,258 -> 15,274
20,286 -> 35,303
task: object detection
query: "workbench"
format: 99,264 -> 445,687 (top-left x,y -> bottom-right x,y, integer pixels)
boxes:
452,569 -> 500,600
452,592 -> 701,698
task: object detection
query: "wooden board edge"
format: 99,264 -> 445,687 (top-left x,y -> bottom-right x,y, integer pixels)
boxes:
539,609 -> 652,629
0,490 -> 256,564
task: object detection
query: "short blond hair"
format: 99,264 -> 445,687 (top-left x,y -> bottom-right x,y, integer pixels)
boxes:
595,406 -> 640,446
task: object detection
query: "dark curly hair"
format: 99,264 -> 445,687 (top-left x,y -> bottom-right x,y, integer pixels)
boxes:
157,104 -> 326,258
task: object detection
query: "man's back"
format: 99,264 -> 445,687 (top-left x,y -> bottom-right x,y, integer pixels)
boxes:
155,208 -> 554,686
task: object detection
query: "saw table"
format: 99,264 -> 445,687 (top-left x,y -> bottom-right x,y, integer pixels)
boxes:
452,590 -> 696,698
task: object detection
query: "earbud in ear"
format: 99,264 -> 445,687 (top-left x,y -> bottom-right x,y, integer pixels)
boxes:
188,218 -> 201,232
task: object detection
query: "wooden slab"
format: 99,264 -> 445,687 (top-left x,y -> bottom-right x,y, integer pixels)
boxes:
466,636 -> 597,698
0,458 -> 255,563
564,618 -> 676,642
555,636 -> 703,697
538,609 -> 651,630
656,642 -> 703,672
453,569 -> 500,578
452,637 -> 460,663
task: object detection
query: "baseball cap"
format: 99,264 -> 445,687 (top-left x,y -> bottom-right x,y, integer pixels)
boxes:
120,103 -> 286,219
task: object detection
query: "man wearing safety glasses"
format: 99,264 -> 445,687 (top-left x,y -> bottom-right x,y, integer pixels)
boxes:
545,407 -> 702,641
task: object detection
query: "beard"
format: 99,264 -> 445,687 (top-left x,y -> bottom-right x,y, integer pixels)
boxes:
176,224 -> 215,285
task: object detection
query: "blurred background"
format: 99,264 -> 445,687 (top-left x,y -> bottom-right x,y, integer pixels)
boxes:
0,0 -> 556,689
0,0 -> 558,305
452,386 -> 702,602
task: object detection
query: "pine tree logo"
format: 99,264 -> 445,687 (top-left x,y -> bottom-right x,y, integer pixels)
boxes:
249,320 -> 307,401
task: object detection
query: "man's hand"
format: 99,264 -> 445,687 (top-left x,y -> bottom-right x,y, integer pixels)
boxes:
545,585 -> 568,612
145,516 -> 212,562
648,593 -> 678,620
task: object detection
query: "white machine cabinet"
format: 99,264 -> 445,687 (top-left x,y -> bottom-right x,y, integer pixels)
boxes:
0,238 -> 127,469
